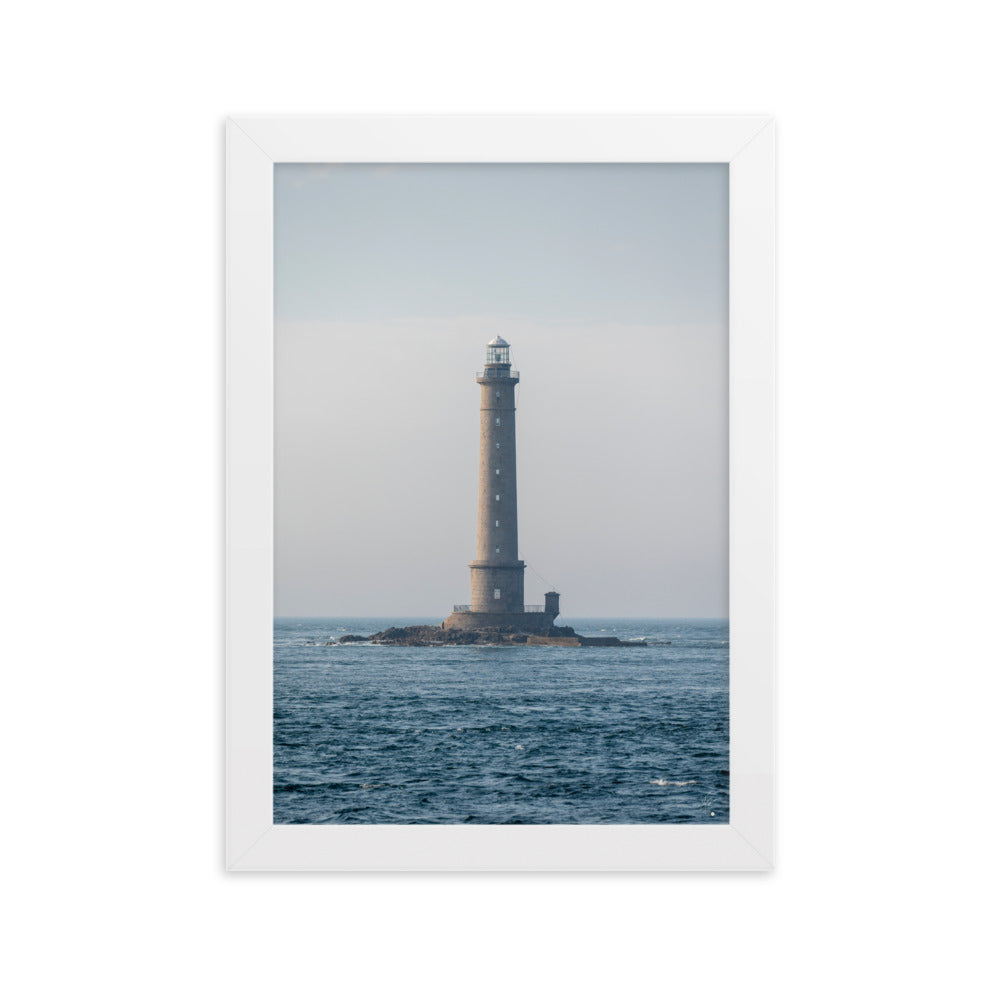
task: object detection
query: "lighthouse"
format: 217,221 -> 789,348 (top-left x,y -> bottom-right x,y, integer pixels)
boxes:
443,337 -> 560,632
472,336 -> 524,613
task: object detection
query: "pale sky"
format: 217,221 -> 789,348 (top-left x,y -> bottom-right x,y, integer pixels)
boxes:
274,164 -> 728,617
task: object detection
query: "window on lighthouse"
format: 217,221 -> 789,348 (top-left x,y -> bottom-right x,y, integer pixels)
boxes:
495,442 -> 500,449
495,417 -> 500,426
494,589 -> 501,600
495,546 -> 500,553
495,468 -> 500,475
495,494 -> 500,501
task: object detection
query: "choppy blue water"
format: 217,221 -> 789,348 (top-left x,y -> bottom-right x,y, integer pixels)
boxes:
274,617 -> 729,824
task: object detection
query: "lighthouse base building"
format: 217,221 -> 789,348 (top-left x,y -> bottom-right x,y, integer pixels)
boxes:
442,590 -> 561,632
442,337 -> 560,633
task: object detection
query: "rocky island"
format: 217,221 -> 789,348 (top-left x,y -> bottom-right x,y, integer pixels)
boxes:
330,624 -> 648,648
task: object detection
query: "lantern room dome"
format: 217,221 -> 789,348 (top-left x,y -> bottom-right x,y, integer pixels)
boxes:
487,336 -> 509,348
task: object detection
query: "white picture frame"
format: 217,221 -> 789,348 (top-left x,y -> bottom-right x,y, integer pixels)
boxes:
227,115 -> 774,870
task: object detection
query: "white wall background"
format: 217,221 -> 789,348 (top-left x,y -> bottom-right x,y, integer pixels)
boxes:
3,2 -> 997,998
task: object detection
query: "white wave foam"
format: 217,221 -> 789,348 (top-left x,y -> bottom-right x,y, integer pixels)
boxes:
649,779 -> 697,787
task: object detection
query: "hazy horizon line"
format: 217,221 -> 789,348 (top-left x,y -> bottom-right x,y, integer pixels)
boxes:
274,614 -> 730,621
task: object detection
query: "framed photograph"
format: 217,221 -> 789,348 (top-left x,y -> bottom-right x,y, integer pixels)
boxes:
227,116 -> 774,870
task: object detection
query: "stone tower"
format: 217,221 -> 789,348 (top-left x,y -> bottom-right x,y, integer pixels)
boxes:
443,337 -> 559,632
470,336 -> 524,613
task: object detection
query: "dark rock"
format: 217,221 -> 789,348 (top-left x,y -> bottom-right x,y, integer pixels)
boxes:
325,622 -> 645,648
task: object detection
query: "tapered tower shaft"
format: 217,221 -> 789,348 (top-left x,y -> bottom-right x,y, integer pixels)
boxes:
470,337 -> 524,613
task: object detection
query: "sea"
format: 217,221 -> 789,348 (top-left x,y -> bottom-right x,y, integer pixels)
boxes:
273,617 -> 729,825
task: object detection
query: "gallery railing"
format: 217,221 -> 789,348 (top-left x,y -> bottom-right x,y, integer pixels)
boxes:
476,369 -> 519,380
452,604 -> 547,613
